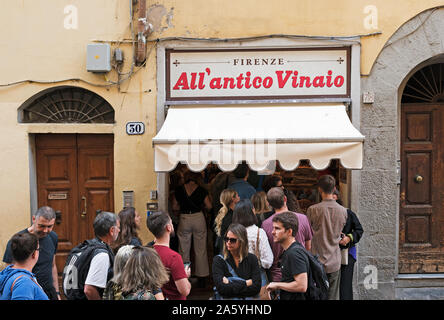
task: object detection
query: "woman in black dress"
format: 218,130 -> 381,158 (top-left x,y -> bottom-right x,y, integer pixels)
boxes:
172,170 -> 212,287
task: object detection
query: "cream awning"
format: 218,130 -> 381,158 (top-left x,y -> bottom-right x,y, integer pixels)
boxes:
152,104 -> 364,172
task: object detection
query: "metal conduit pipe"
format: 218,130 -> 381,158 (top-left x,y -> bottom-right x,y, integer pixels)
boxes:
136,0 -> 147,64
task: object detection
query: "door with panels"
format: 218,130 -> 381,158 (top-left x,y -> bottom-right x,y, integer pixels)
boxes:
36,134 -> 114,279
399,63 -> 444,273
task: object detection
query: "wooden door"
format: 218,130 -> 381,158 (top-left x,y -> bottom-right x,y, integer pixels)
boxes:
36,134 -> 114,279
399,104 -> 444,273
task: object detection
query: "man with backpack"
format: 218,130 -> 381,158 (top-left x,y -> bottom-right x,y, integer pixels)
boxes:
266,211 -> 329,300
307,175 -> 347,300
62,211 -> 119,300
266,211 -> 308,300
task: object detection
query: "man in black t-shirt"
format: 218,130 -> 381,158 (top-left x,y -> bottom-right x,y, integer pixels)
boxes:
3,206 -> 60,300
266,211 -> 309,300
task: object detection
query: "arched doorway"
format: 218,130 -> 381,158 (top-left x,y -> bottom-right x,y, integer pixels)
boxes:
19,86 -> 115,289
399,63 -> 444,273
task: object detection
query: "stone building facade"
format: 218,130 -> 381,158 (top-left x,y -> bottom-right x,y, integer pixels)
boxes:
359,7 -> 444,299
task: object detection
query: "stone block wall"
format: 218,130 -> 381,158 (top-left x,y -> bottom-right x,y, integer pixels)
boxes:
356,7 -> 444,300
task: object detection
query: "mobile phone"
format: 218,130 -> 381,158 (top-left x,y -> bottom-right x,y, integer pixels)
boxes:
269,290 -> 279,300
184,262 -> 191,269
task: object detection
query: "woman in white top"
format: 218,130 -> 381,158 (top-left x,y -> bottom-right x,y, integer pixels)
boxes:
232,199 -> 273,287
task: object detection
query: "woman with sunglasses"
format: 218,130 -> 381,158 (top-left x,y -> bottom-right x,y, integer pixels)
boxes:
212,223 -> 261,300
232,199 -> 273,297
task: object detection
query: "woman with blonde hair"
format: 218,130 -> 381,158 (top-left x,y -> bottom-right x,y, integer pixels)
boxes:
103,245 -> 135,300
250,191 -> 272,227
119,246 -> 169,300
212,223 -> 261,299
214,189 -> 240,254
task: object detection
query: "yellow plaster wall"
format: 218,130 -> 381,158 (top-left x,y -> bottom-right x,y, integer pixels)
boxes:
0,0 -> 158,252
146,0 -> 444,74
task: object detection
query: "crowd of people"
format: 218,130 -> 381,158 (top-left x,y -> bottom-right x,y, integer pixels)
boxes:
0,162 -> 363,301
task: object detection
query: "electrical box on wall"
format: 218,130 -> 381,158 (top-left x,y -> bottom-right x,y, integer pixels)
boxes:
87,43 -> 111,73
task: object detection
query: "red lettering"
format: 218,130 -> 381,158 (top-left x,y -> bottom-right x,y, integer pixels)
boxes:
210,77 -> 222,89
173,72 -> 189,90
299,76 -> 312,88
252,77 -> 262,88
334,76 -> 344,87
245,72 -> 252,89
236,74 -> 244,89
263,77 -> 273,88
275,70 -> 293,88
292,71 -> 299,87
198,72 -> 205,89
223,77 -> 236,89
312,76 -> 325,88
326,70 -> 333,87
190,73 -> 198,90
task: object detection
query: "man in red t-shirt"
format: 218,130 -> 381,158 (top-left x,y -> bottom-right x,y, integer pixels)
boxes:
146,212 -> 191,300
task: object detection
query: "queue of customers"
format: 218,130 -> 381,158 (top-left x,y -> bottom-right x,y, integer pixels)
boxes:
0,167 -> 363,301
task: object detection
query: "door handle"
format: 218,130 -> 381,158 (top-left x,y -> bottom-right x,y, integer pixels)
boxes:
81,196 -> 87,218
414,175 -> 423,183
55,210 -> 62,225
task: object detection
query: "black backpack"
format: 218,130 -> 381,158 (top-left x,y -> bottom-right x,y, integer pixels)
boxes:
300,246 -> 329,300
62,238 -> 114,300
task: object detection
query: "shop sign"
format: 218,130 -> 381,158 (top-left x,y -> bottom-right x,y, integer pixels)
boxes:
166,47 -> 350,101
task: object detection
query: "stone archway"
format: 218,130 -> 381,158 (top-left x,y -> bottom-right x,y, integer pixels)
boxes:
359,7 -> 444,300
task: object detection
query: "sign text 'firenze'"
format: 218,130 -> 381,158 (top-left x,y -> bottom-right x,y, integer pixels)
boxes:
166,48 -> 350,101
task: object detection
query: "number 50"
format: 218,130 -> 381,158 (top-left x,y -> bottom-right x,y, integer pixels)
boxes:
126,122 -> 145,135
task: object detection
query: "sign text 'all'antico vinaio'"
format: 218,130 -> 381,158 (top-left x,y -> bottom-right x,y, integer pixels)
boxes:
166,48 -> 350,101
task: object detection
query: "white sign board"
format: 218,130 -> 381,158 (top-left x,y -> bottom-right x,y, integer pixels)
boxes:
126,122 -> 145,135
166,47 -> 350,101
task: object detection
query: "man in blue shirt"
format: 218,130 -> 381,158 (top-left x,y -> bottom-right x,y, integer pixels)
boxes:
228,161 -> 256,200
0,232 -> 49,300
3,206 -> 59,299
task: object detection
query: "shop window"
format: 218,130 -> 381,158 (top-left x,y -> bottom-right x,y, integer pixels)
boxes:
168,160 -> 344,215
19,86 -> 115,123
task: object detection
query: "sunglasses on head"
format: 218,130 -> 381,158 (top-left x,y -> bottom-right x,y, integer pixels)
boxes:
224,237 -> 238,244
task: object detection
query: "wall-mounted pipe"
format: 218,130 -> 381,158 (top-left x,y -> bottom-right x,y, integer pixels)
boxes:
136,0 -> 147,64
